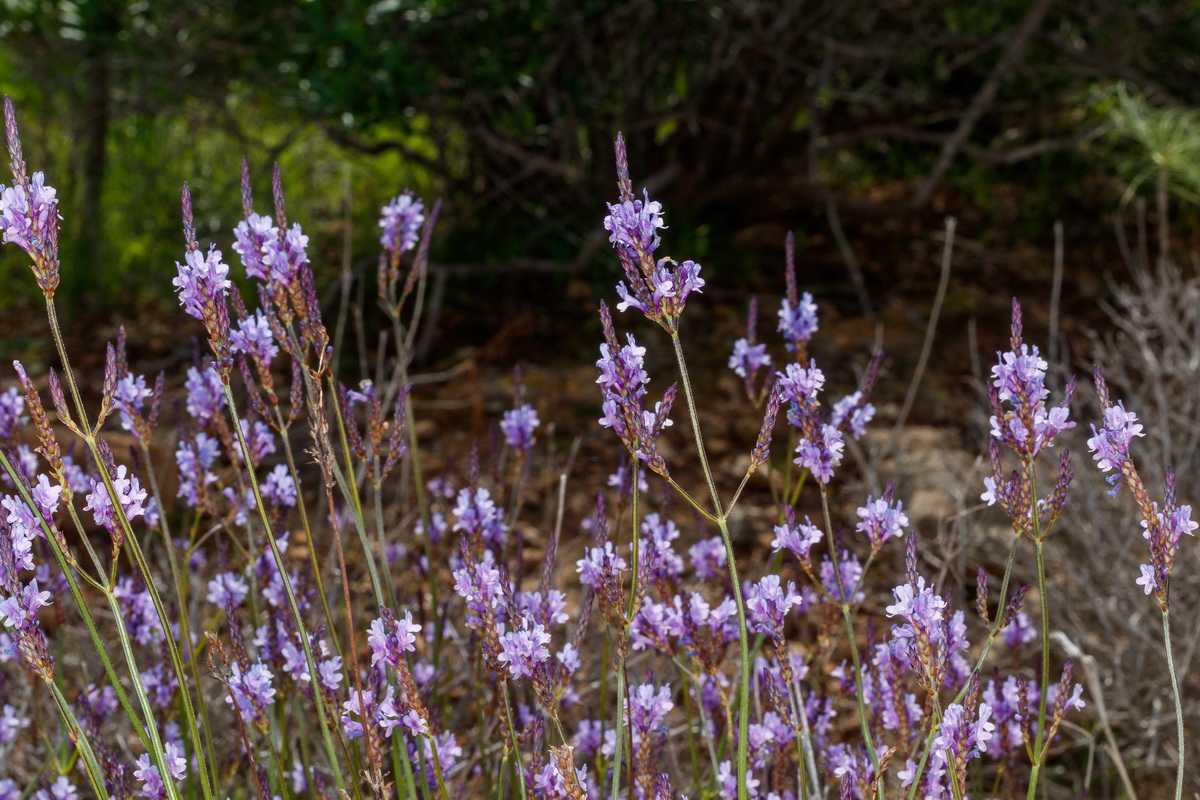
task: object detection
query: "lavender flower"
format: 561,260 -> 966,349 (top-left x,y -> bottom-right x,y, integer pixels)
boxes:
596,311 -> 675,475
173,245 -> 231,322
380,192 -> 426,255
730,297 -> 772,390
745,574 -> 805,638
0,579 -> 52,629
232,212 -> 276,281
856,490 -> 908,555
987,301 -> 1075,461
688,536 -> 727,579
230,309 -> 279,364
34,777 -> 76,800
603,135 -> 705,326
497,619 -> 552,680
0,387 -> 25,442
83,465 -> 148,532
778,290 -> 818,353
831,390 -> 875,440
500,403 -> 539,451
1086,399 -> 1143,492
452,486 -> 505,548
771,514 -> 824,566
367,608 -> 422,670
206,572 -> 249,609
133,742 -> 187,800
226,661 -> 276,727
576,542 -> 626,588
1,99 -> 60,295
729,338 -> 772,381
796,423 -> 843,485
261,464 -> 297,507
1090,371 -> 1195,606
184,365 -> 226,422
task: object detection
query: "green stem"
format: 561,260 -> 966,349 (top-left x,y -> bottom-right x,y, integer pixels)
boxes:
669,330 -> 751,800
43,299 -> 214,800
1026,540 -> 1050,800
48,681 -> 107,800
222,384 -> 352,798
818,487 -> 881,792
1162,608 -> 1185,800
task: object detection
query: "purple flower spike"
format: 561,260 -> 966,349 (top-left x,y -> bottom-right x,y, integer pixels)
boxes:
0,99 -> 60,296
1086,399 -> 1143,485
230,309 -> 279,364
729,338 -> 772,382
795,423 -> 843,484
602,135 -> 705,327
771,512 -> 823,567
226,661 -> 276,728
367,607 -> 422,670
745,574 -> 805,638
778,290 -> 819,353
133,741 -> 187,800
497,618 -> 551,680
856,488 -> 909,555
500,403 -> 540,452
987,301 -> 1075,460
173,245 -> 232,322
380,192 -> 426,255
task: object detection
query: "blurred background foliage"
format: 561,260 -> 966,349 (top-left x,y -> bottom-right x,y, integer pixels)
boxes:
2,0 -> 1200,313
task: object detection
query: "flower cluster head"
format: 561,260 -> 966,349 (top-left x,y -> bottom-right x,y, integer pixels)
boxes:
380,192 -> 426,256
596,305 -> 675,476
770,508 -> 824,570
367,607 -> 422,670
497,617 -> 552,680
501,403 -> 540,452
777,232 -> 817,355
231,212 -> 309,289
173,246 -> 232,323
0,98 -> 60,296
1090,371 -> 1196,607
886,574 -> 968,691
745,574 -> 805,640
133,741 -> 187,800
987,300 -> 1075,461
226,661 -> 276,729
775,360 -> 851,485
602,133 -> 704,328
83,465 -> 148,533
856,488 -> 908,556
900,692 -> 995,797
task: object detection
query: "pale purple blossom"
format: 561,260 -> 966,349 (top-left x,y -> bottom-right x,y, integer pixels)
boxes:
796,423 -> 843,484
184,365 -> 225,421
172,245 -> 231,321
261,464 -> 297,507
771,516 -> 823,562
498,619 -> 552,680
34,777 -> 76,800
226,661 -> 276,725
500,403 -> 539,451
112,372 -> 152,436
206,571 -> 249,609
856,493 -> 908,552
232,212 -> 276,281
132,743 -> 186,796
0,387 -> 25,441
83,465 -> 148,531
230,309 -> 278,363
367,608 -> 422,670
778,290 -> 818,352
380,193 -> 426,255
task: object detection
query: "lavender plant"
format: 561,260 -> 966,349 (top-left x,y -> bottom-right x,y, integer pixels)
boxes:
0,95 -> 1188,800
